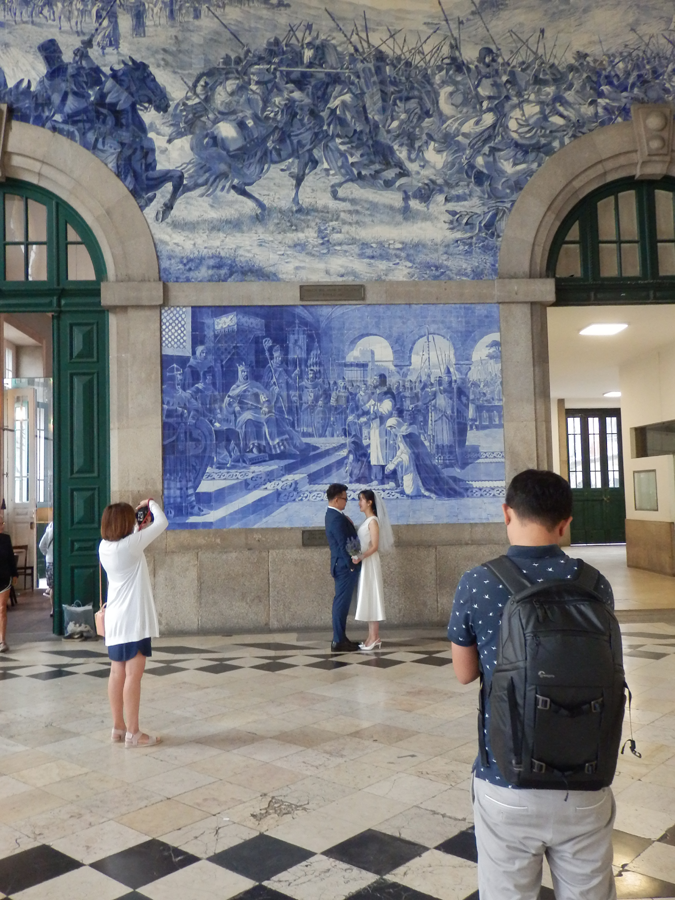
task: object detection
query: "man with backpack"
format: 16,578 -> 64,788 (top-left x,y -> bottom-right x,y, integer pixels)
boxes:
450,469 -> 624,900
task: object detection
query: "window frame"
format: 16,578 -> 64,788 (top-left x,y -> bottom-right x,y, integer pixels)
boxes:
547,178 -> 675,305
0,179 -> 106,311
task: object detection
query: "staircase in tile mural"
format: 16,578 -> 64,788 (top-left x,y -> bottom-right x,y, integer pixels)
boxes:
180,440 -> 348,529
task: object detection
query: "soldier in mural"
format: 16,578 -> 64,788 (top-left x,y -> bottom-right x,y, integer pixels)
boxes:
161,364 -> 213,516
385,417 -> 469,499
364,374 -> 396,485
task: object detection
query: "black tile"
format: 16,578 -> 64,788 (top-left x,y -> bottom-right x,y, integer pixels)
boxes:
144,665 -> 185,676
115,894 -> 154,899
0,655 -> 20,662
410,656 -> 452,666
538,889 -> 555,899
84,667 -> 113,678
199,662 -> 241,674
90,839 -> 199,889
0,670 -> 19,680
153,645 -> 210,654
210,834 -> 314,882
46,649 -> 108,658
29,668 -> 77,680
348,878 -> 440,898
232,885 -> 296,899
252,661 -> 295,673
358,657 -> 404,669
237,642 -> 306,652
613,829 -> 652,865
659,825 -> 675,846
0,844 -> 81,895
462,893 -> 479,900
615,869 -> 675,898
624,650 -> 668,660
324,829 -> 426,876
436,827 -> 477,863
307,659 -> 351,669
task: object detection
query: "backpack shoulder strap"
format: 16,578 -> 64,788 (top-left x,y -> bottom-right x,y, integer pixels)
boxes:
483,555 -> 532,595
574,560 -> 601,593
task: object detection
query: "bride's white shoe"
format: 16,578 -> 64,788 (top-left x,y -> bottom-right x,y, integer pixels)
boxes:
359,640 -> 382,651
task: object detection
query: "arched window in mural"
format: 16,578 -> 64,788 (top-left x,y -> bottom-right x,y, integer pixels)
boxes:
547,178 -> 675,305
1,181 -> 105,288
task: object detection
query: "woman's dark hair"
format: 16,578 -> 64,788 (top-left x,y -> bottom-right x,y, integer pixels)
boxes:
359,489 -> 377,515
326,483 -> 348,501
505,470 -> 573,530
101,503 -> 136,541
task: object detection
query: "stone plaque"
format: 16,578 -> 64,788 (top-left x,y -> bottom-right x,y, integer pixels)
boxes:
302,529 -> 329,547
300,285 -> 365,303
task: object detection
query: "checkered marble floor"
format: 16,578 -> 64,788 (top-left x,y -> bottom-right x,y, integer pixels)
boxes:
1,626 -> 675,899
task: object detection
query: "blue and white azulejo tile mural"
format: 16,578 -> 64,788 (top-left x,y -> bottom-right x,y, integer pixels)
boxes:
161,304 -> 505,529
1,1 -> 675,282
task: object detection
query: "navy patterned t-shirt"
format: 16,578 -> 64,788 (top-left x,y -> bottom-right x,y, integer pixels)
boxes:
448,544 -> 614,787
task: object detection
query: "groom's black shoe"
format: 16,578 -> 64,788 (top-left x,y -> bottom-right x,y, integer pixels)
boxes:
331,639 -> 360,652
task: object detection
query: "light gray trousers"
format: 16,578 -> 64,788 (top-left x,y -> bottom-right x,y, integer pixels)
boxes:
473,777 -> 616,900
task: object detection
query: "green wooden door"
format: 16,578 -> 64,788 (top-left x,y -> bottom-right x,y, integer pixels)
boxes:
566,409 -> 626,544
52,311 -> 109,632
0,180 -> 108,633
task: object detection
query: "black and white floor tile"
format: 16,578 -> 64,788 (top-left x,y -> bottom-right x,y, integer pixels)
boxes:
1,626 -> 675,898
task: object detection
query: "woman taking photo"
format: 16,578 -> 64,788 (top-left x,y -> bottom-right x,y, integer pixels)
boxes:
0,519 -> 17,653
99,498 -> 168,747
351,489 -> 394,651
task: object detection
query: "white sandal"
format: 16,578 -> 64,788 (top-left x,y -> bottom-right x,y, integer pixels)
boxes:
111,727 -> 126,742
125,731 -> 161,748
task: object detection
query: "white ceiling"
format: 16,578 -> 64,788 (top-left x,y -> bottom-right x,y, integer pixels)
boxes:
3,323 -> 40,347
547,305 -> 675,400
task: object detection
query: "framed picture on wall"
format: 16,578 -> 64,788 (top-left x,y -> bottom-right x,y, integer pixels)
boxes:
633,470 -> 658,512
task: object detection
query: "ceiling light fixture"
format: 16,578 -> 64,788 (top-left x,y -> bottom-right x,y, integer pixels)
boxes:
579,324 -> 628,336
603,391 -> 622,398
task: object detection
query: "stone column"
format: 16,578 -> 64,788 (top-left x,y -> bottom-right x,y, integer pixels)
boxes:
500,303 -> 552,481
108,306 -> 164,503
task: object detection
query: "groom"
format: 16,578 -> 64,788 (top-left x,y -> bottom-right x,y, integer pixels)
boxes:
325,483 -> 361,652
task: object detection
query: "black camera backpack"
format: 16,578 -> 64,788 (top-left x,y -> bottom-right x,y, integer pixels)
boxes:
480,556 -> 627,790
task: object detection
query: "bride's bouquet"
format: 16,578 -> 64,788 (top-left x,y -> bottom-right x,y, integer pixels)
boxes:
345,537 -> 361,561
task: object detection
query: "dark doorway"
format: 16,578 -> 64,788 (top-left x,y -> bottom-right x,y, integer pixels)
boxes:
566,409 -> 626,543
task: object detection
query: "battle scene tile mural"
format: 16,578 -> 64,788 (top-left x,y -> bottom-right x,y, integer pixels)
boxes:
1,0 -> 674,282
161,304 -> 505,529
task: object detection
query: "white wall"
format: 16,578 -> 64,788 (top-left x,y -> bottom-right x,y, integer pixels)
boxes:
17,346 -> 43,378
620,343 -> 675,523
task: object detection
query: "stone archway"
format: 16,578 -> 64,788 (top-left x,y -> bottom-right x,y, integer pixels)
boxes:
498,104 -> 675,279
1,111 -> 159,283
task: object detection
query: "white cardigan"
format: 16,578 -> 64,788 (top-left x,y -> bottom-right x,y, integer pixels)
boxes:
99,500 -> 168,646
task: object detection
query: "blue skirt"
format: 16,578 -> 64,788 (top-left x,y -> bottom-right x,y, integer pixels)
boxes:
108,638 -> 152,662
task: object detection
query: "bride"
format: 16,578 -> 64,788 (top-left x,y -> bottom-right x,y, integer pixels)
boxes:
351,489 -> 395,651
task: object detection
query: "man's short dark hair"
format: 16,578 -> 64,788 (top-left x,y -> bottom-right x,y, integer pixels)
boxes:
326,483 -> 348,501
505,469 -> 573,529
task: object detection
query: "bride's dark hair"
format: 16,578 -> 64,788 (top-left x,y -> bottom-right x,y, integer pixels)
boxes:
359,489 -> 377,514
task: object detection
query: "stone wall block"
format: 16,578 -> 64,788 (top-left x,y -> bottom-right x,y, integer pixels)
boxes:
437,543 -> 509,623
199,550 -> 270,632
153,551 -> 199,634
380,547 -> 438,625
268,549 -> 334,630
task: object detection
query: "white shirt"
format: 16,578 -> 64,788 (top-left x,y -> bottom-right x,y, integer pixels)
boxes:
99,500 -> 168,646
39,522 -> 54,564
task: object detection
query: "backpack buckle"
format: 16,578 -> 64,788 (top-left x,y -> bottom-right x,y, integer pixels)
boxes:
531,759 -> 547,774
536,695 -> 550,710
591,700 -> 603,713
584,762 -> 597,775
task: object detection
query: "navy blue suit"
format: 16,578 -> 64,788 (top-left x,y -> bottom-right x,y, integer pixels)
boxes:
325,507 -> 361,644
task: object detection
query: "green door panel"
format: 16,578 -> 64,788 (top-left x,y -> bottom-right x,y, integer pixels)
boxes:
53,311 -> 109,632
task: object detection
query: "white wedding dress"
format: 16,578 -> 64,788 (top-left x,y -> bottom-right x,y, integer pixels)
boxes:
354,516 -> 386,622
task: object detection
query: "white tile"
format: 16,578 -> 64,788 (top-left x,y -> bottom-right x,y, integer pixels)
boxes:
266,855 -> 377,900
161,815 -> 257,858
50,820 -> 147,863
13,866 -> 129,900
141,859 -> 254,900
388,848 -> 478,900
629,840 -> 675,882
